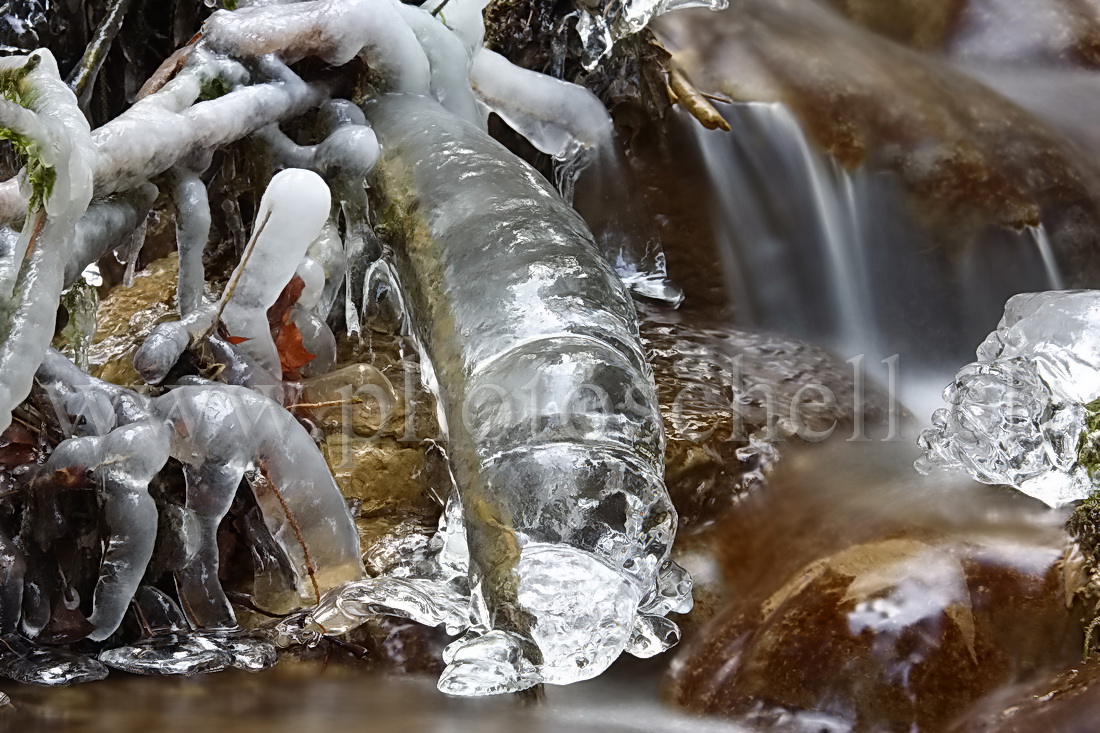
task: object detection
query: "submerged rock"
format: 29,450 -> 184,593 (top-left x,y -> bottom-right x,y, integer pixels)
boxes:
948,660 -> 1100,731
668,535 -> 1083,731
665,441 -> 1087,729
644,310 -> 902,529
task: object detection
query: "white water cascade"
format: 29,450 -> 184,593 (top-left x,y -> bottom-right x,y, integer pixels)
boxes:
691,101 -> 1066,419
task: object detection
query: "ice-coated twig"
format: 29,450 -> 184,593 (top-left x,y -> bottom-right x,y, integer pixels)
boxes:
470,49 -> 613,162
202,0 -> 432,93
470,49 -> 683,305
152,384 -> 364,624
0,54 -> 321,223
67,0 -> 135,108
395,3 -> 482,125
35,349 -> 364,635
0,51 -> 94,434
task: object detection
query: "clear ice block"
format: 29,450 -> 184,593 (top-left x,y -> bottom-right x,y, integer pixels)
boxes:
918,290 -> 1100,507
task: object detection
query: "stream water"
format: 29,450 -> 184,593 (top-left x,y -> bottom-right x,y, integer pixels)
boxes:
5,0 -> 1100,730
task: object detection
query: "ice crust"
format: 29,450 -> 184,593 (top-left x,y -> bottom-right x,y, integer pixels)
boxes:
918,290 -> 1100,507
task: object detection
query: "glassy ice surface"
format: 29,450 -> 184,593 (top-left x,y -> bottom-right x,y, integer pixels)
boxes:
918,290 -> 1100,506
279,94 -> 691,697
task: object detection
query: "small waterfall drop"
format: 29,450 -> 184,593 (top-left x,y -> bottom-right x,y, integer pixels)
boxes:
691,101 -> 1064,419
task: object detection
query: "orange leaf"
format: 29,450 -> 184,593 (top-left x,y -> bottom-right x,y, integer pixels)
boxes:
274,320 -> 316,374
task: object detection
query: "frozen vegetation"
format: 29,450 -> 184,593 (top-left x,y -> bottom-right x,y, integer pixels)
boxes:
0,0 -> 729,697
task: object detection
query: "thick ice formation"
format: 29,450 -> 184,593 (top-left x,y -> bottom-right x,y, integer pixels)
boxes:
170,168 -> 212,318
918,290 -> 1100,507
0,0 -> 717,694
284,94 -> 691,696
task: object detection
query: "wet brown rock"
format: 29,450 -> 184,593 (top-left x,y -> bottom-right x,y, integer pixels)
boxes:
667,534 -> 1085,731
822,0 -> 965,50
948,661 -> 1100,731
827,0 -> 1100,67
87,254 -> 181,387
655,0 -> 1100,281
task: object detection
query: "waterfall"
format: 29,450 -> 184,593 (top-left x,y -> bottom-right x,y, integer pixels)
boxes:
691,101 -> 1064,420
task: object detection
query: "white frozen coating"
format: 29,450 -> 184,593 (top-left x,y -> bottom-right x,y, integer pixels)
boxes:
0,51 -> 93,433
92,56 -> 322,196
0,0 -> 712,691
396,3 -> 483,125
419,0 -> 491,55
470,49 -> 613,160
219,168 -> 331,377
918,290 -> 1100,507
203,0 -> 432,93
35,349 -> 364,635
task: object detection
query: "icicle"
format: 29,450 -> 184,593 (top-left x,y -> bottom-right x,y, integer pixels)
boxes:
171,168 -> 212,317
62,184 -> 159,288
46,420 -> 171,641
37,350 -> 364,636
0,529 -> 24,636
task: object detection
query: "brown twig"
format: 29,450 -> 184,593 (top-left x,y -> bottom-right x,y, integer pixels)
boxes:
288,398 -> 363,410
258,463 -> 322,604
666,65 -> 731,132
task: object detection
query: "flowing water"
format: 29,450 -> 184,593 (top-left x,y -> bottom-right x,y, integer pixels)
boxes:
689,100 -> 1067,419
6,0 -> 1100,729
